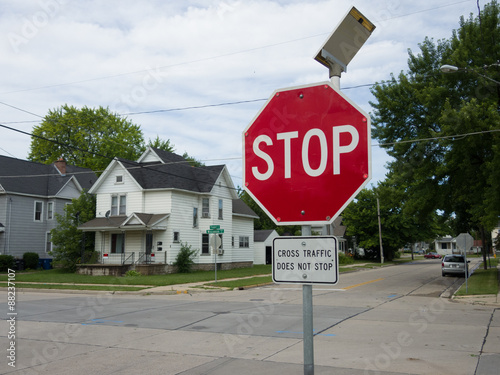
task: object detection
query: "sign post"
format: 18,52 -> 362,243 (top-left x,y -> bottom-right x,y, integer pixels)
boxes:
273,235 -> 338,374
207,227 -> 224,282
243,7 -> 374,375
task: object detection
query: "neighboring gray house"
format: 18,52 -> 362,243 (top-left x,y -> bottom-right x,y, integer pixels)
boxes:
0,156 -> 97,259
79,147 -> 259,269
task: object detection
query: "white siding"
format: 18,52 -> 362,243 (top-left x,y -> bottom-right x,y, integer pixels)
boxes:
144,190 -> 172,213
95,164 -> 143,216
232,216 -> 254,263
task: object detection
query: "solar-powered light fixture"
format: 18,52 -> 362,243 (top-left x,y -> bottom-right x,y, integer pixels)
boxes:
314,6 -> 375,79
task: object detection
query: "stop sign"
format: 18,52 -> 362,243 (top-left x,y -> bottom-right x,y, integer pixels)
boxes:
243,81 -> 371,225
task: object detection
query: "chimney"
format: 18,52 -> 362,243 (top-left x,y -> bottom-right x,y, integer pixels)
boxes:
54,158 -> 67,176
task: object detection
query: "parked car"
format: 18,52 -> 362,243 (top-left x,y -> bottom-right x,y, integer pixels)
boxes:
442,254 -> 469,277
424,252 -> 441,259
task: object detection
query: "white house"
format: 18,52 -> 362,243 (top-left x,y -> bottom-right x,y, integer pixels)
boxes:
254,229 -> 279,265
79,148 -> 258,271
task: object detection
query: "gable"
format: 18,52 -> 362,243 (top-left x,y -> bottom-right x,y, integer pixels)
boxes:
89,159 -> 143,195
55,177 -> 82,199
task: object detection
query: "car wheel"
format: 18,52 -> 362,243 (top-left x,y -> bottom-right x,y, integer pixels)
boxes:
442,272 -> 446,277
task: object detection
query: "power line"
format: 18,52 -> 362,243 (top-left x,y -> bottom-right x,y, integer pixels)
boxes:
2,121 -> 498,180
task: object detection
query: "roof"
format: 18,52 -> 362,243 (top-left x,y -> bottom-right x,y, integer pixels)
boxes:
254,229 -> 276,242
79,213 -> 169,231
332,216 -> 347,237
232,199 -> 259,218
0,155 -> 96,197
104,148 -> 225,193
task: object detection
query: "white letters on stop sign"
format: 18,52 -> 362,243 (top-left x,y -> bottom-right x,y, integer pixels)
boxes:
251,125 -> 359,180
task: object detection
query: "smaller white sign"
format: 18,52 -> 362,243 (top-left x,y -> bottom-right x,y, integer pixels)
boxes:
273,236 -> 338,284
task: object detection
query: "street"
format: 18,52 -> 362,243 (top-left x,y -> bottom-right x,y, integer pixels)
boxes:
1,259 -> 499,375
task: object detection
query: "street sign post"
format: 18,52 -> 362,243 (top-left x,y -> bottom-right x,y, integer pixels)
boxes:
243,7 -> 374,374
207,228 -> 223,282
456,233 -> 474,292
243,81 -> 371,226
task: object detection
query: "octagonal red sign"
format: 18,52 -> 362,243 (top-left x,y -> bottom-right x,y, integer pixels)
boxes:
243,81 -> 371,225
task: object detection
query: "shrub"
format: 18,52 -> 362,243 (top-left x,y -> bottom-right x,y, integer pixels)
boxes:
23,252 -> 40,269
125,270 -> 142,277
339,252 -> 355,265
174,242 -> 199,273
0,255 -> 15,271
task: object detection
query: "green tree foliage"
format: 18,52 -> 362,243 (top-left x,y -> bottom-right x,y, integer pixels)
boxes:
147,136 -> 175,153
50,191 -> 96,271
29,105 -> 145,171
370,1 -> 500,266
238,189 -> 300,235
174,243 -> 198,273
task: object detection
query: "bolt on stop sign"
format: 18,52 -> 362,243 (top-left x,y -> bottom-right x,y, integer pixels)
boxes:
243,81 -> 371,225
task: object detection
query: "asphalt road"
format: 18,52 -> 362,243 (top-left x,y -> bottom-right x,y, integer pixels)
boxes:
1,259 -> 499,375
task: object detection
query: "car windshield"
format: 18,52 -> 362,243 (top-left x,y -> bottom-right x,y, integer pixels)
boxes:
444,256 -> 464,263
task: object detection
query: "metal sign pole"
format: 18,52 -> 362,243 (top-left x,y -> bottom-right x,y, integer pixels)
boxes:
214,234 -> 217,283
301,225 -> 314,375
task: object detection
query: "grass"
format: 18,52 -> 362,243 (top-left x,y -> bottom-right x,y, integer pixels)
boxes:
204,276 -> 273,289
0,283 -> 147,292
455,259 -> 498,296
0,265 -> 272,287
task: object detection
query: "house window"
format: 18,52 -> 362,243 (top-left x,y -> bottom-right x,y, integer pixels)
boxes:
173,231 -> 180,243
46,232 -> 52,253
111,194 -> 126,216
47,202 -> 54,220
193,207 -> 198,227
115,175 -> 123,184
218,199 -> 223,220
202,198 -> 210,218
232,236 -> 235,247
202,233 -> 210,255
34,201 -> 43,222
441,242 -> 447,250
239,236 -> 249,248
111,233 -> 125,253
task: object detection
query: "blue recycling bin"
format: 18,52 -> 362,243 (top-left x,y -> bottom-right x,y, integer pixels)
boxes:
39,258 -> 52,270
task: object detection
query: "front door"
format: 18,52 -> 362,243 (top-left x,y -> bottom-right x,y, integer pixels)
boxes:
145,232 -> 153,263
266,246 -> 272,265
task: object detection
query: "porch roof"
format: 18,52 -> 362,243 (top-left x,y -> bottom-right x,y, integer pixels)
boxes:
78,213 -> 169,231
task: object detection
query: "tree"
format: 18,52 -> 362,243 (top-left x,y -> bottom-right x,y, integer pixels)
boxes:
238,189 -> 300,235
29,105 -> 145,172
50,191 -> 96,271
342,183 -> 447,261
370,1 -> 500,268
147,136 -> 175,153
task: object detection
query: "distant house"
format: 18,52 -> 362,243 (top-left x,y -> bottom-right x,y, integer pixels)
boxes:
312,216 -> 347,252
78,147 -> 258,270
0,156 -> 97,259
434,236 -> 457,255
254,229 -> 279,265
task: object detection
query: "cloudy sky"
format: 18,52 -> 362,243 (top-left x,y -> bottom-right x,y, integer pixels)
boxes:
0,0 -> 479,187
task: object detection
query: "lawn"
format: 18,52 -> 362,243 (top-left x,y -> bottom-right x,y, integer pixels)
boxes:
455,259 -> 498,296
0,265 -> 273,287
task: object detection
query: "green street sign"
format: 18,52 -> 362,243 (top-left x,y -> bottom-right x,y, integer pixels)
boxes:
210,225 -> 221,230
206,229 -> 224,234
